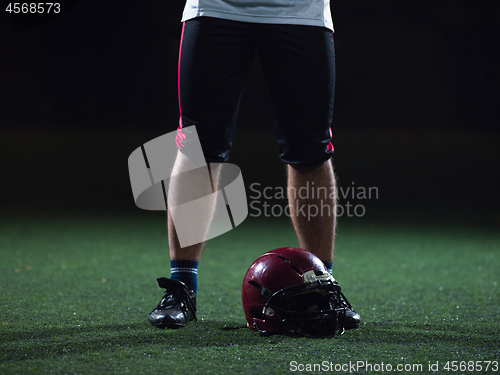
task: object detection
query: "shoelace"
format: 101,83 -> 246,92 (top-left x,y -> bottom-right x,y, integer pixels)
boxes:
156,278 -> 197,321
338,291 -> 353,311
331,287 -> 354,331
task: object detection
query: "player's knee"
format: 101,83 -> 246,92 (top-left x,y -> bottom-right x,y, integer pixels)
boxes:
288,159 -> 331,173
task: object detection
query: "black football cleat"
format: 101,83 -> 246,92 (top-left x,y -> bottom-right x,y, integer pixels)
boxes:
334,281 -> 361,330
344,308 -> 361,330
149,277 -> 197,329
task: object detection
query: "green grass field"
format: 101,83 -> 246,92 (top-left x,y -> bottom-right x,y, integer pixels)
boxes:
1,212 -> 499,374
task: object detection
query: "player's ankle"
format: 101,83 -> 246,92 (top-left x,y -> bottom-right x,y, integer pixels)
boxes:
170,260 -> 198,294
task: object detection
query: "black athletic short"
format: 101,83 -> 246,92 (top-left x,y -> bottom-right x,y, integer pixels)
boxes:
177,16 -> 335,166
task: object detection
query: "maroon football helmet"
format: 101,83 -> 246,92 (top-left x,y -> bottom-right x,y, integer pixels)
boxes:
242,247 -> 348,337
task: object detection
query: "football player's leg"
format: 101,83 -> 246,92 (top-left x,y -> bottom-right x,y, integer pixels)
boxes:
258,24 -> 360,330
166,152 -> 221,301
287,161 -> 361,330
171,15 -> 254,275
256,24 -> 336,264
150,153 -> 222,329
287,160 -> 336,264
150,17 -> 254,329
167,152 -> 222,263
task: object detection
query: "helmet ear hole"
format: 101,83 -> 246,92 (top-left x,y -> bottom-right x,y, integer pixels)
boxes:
248,280 -> 262,291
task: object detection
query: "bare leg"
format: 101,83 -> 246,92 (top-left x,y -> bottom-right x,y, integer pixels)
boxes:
168,210 -> 203,261
167,152 -> 221,261
287,159 -> 337,263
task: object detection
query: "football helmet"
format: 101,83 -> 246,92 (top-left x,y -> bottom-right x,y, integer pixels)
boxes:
242,247 -> 352,337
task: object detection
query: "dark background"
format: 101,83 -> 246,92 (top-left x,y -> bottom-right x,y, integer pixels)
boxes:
1,0 -> 499,225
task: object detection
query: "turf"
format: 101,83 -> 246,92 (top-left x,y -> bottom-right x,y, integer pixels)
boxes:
0,212 -> 499,374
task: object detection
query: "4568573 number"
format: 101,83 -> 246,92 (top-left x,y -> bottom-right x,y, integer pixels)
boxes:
5,3 -> 61,14
443,360 -> 498,372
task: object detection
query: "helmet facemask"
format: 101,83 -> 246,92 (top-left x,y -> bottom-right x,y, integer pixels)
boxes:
253,270 -> 347,337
